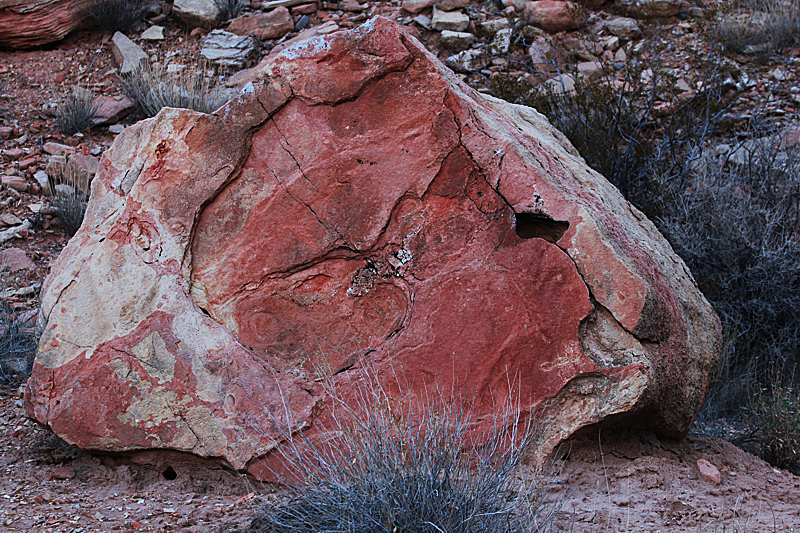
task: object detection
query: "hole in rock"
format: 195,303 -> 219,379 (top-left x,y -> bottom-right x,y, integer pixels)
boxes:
162,466 -> 177,480
514,212 -> 569,243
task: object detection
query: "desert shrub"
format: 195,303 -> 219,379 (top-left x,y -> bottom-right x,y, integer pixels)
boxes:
119,62 -> 231,118
242,381 -> 556,533
716,0 -> 800,56
86,0 -> 149,33
490,44 -> 733,218
54,87 -> 99,135
0,303 -> 37,384
742,383 -> 800,472
215,0 -> 246,21
50,161 -> 91,236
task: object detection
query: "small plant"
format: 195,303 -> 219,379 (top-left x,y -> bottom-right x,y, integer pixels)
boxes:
716,0 -> 800,56
242,379 -> 557,533
54,87 -> 99,135
0,303 -> 37,385
119,62 -> 231,118
50,161 -> 91,236
86,0 -> 149,33
215,0 -> 246,21
743,384 -> 800,473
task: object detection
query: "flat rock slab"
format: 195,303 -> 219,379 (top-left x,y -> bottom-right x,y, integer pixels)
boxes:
26,17 -> 720,479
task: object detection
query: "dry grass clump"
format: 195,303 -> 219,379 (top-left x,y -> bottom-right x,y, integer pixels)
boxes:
119,62 -> 231,118
49,161 -> 91,236
0,303 -> 37,385
716,0 -> 800,56
54,87 -> 99,135
241,379 -> 557,533
86,0 -> 149,33
214,0 -> 247,21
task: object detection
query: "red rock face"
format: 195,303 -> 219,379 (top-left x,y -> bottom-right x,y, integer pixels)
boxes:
26,17 -> 721,477
0,0 -> 90,49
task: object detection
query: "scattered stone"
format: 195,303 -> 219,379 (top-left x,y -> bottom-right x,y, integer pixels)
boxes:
42,142 -> 75,156
696,459 -> 721,484
577,60 -> 603,81
27,18 -> 720,480
33,170 -> 50,195
140,25 -> 165,40
51,466 -> 76,480
3,148 -> 24,160
0,248 -> 36,272
339,0 -> 366,11
295,14 -> 310,31
17,156 -> 38,171
616,0 -> 681,18
91,95 -> 135,127
523,1 -> 586,33
201,30 -> 261,69
545,72 -> 576,93
433,0 -> 471,10
402,0 -> 434,13
109,125 -> 125,134
0,126 -> 13,140
316,20 -> 340,34
601,16 -> 643,39
604,35 -> 620,50
445,47 -> 491,72
173,0 -> 222,28
431,6 -> 470,32
0,220 -> 32,245
0,213 -> 22,226
111,32 -> 148,75
412,14 -> 432,30
440,30 -> 477,50
479,18 -> 510,35
227,8 -> 295,40
1,175 -> 27,192
0,0 -> 90,49
489,27 -> 513,55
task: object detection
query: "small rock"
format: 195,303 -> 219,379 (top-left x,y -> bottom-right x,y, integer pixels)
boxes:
0,248 -> 36,272
3,147 -> 24,160
697,459 -> 721,484
0,213 -> 22,226
601,16 -> 642,40
17,155 -> 38,171
316,20 -> 340,34
33,170 -> 50,195
402,0 -> 435,13
577,61 -> 603,81
43,142 -> 75,156
338,0 -> 365,11
523,1 -> 586,34
109,124 -> 125,134
111,31 -> 148,75
616,0 -> 681,18
173,0 -> 222,28
433,0 -> 471,10
614,47 -> 626,62
431,7 -> 470,32
489,27 -> 512,54
227,8 -> 295,41
412,14 -> 432,30
0,126 -> 12,140
141,25 -> 165,40
479,18 -> 510,35
92,95 -> 135,126
295,14 -> 309,31
440,30 -> 477,50
544,73 -> 576,94
604,35 -> 620,51
201,30 -> 261,69
445,47 -> 490,72
1,175 -> 27,192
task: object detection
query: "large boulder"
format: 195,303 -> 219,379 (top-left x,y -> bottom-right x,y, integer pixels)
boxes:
25,17 -> 720,477
0,0 -> 91,49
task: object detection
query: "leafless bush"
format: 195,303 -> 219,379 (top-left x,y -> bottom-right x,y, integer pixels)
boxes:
86,0 -> 149,33
54,87 -> 99,135
215,0 -> 246,21
119,62 -> 231,118
241,376 -> 557,533
50,161 -> 91,236
0,304 -> 37,385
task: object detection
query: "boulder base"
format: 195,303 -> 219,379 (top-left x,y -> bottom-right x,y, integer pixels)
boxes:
26,17 -> 720,477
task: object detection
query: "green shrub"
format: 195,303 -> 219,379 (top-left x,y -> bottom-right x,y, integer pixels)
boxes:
86,0 -> 149,33
0,303 -> 37,384
119,62 -> 231,118
242,383 -> 556,533
54,87 -> 99,135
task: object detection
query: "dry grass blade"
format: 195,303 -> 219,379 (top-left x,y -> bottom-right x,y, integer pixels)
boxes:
86,0 -> 149,33
55,87 -> 99,135
0,303 -> 37,385
119,62 -> 232,118
50,161 -> 91,236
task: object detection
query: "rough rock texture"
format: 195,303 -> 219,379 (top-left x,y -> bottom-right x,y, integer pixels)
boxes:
226,8 -> 294,41
172,0 -> 221,28
0,0 -> 90,49
524,0 -> 587,33
26,17 -> 720,478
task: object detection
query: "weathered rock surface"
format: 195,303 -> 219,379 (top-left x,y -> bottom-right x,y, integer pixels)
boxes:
227,8 -> 294,41
524,0 -> 587,33
0,0 -> 90,49
26,17 -> 720,478
111,32 -> 148,75
173,0 -> 221,27
201,29 -> 260,69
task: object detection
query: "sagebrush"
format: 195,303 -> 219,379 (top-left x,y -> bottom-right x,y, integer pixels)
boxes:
242,380 -> 556,533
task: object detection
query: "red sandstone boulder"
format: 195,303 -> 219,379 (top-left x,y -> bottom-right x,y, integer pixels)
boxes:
25,17 -> 720,477
226,7 -> 294,41
0,0 -> 91,49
